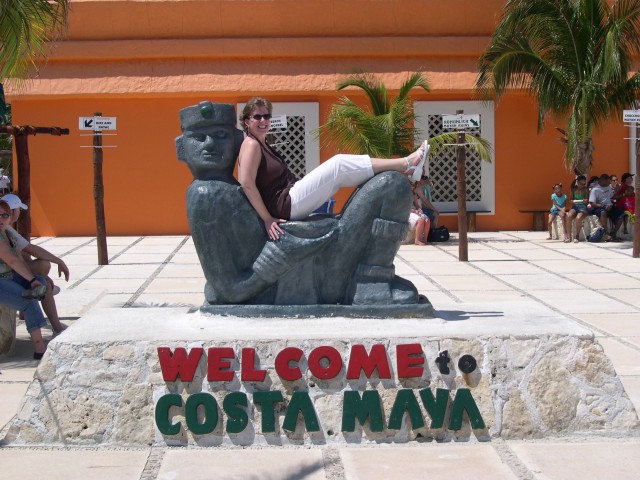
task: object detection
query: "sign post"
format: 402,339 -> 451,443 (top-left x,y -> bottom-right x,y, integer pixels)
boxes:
79,113 -> 117,265
455,110 -> 469,262
623,110 -> 640,258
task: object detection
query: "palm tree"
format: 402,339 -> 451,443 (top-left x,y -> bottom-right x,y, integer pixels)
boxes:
0,0 -> 69,82
318,71 -> 492,162
476,0 -> 640,175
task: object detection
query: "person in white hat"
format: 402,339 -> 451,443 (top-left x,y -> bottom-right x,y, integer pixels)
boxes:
2,194 -> 69,334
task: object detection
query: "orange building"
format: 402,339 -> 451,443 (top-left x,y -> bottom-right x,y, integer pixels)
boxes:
7,0 -> 636,236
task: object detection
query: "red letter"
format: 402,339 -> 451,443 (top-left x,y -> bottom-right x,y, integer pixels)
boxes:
346,344 -> 391,379
241,348 -> 267,382
275,347 -> 303,381
308,346 -> 342,380
157,347 -> 203,382
396,344 -> 424,378
207,347 -> 235,381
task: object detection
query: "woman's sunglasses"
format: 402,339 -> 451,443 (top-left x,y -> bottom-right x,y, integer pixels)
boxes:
251,114 -> 272,121
0,213 -> 10,219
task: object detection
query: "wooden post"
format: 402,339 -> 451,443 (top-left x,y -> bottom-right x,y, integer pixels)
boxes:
456,110 -> 469,262
634,139 -> 639,258
13,127 -> 32,240
93,112 -> 108,265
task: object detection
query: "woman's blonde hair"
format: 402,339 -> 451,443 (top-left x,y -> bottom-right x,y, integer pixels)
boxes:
239,97 -> 273,133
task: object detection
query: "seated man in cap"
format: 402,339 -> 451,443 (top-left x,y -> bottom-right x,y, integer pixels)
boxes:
3,194 -> 69,333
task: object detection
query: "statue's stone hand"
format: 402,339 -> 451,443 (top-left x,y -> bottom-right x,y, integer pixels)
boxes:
253,223 -> 337,284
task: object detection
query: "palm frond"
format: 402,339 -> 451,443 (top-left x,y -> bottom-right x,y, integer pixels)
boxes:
428,133 -> 493,164
476,0 -> 640,174
337,71 -> 388,116
0,0 -> 69,83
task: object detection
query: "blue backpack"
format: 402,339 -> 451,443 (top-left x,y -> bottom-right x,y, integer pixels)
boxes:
587,226 -> 605,243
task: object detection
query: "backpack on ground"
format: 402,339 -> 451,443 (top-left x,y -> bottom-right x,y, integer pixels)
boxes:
586,226 -> 605,243
428,226 -> 450,242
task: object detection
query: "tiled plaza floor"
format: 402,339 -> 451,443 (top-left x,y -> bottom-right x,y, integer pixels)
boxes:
1,231 -> 639,479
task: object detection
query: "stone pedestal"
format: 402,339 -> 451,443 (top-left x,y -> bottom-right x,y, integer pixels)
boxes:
5,303 -> 639,447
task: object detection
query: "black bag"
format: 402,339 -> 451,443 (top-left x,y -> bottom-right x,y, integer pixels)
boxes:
428,226 -> 450,242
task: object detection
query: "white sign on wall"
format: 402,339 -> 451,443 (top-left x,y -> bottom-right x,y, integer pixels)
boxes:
79,116 -> 117,131
442,114 -> 480,130
269,115 -> 287,130
623,110 -> 640,123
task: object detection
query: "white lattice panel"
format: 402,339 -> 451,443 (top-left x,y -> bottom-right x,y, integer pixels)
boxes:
415,101 -> 495,213
427,115 -> 482,202
268,116 -> 307,179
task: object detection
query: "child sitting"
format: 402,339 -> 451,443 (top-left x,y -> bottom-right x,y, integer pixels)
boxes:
619,185 -> 635,232
548,183 -> 569,242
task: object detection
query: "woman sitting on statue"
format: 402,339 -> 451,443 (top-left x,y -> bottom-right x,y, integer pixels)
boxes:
237,97 -> 429,240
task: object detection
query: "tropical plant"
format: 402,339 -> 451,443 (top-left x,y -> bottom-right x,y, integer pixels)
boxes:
476,0 -> 640,175
317,71 -> 429,158
317,71 -> 492,163
0,0 -> 69,82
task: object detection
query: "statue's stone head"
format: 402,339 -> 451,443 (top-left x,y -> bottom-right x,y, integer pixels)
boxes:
175,101 -> 245,179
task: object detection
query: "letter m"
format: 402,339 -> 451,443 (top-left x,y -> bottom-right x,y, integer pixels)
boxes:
157,347 -> 203,382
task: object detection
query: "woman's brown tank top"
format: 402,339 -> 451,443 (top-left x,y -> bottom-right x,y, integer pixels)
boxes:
253,138 -> 297,219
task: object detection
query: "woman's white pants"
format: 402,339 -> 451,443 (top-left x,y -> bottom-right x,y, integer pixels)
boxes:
289,154 -> 373,220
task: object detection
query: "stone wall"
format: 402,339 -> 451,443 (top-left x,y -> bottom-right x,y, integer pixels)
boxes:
5,308 -> 638,447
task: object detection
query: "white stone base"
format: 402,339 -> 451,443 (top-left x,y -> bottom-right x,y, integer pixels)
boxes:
5,304 -> 639,447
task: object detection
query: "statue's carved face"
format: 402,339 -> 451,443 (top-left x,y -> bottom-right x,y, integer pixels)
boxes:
181,125 -> 236,179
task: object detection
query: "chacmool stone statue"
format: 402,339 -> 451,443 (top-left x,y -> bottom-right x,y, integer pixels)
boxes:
175,101 -> 433,317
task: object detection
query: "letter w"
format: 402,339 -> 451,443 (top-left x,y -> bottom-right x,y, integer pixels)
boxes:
157,347 -> 203,382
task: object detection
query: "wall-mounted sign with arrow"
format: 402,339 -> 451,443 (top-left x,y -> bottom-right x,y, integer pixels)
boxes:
78,116 -> 116,130
442,114 -> 481,130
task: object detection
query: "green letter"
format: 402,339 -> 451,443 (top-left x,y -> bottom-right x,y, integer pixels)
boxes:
388,389 -> 425,430
341,390 -> 384,432
282,391 -> 320,432
185,392 -> 218,435
253,391 -> 284,433
419,388 -> 450,429
155,394 -> 183,435
448,388 -> 486,430
223,392 -> 249,434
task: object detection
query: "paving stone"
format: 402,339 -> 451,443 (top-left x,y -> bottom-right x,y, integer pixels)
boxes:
144,277 -> 205,293
0,450 -> 148,479
508,442 -> 640,480
158,449 -> 326,480
340,445 -> 517,480
597,338 -> 640,376
573,313 -> 640,337
0,383 -> 29,429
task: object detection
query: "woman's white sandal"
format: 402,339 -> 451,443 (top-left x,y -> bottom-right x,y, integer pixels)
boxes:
409,141 -> 429,182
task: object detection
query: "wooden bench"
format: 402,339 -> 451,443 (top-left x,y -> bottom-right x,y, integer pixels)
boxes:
519,209 -> 548,231
0,305 -> 18,357
439,210 -> 491,232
